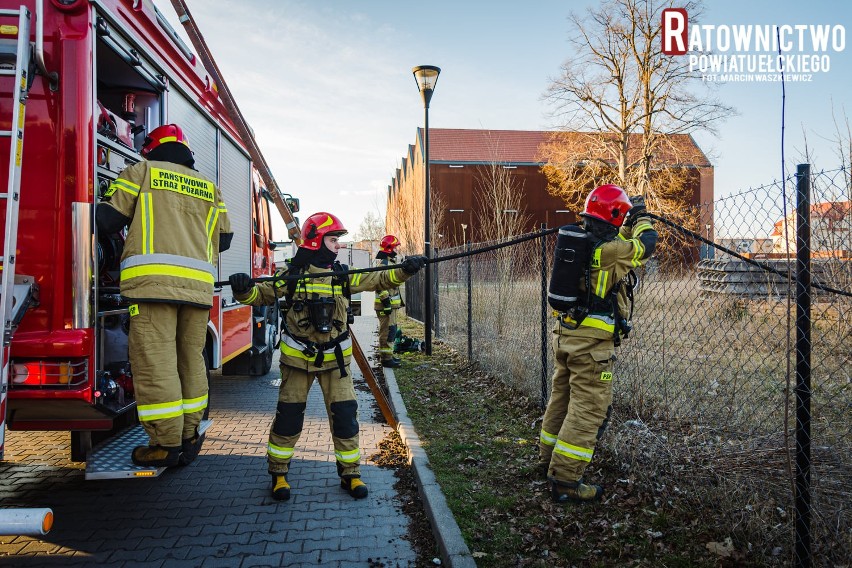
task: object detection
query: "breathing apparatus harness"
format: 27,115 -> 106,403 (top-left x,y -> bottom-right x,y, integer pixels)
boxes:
547,224 -> 637,345
279,260 -> 355,377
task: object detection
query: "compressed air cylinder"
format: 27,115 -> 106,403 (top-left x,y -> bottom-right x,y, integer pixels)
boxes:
547,224 -> 590,312
0,508 -> 54,536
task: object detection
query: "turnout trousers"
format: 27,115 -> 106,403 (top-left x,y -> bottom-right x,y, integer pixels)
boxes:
376,309 -> 398,361
539,334 -> 615,483
129,302 -> 209,447
267,364 -> 362,478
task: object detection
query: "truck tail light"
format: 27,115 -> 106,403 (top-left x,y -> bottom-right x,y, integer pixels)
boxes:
11,359 -> 88,387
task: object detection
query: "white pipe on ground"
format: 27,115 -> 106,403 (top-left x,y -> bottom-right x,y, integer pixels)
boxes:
0,508 -> 54,536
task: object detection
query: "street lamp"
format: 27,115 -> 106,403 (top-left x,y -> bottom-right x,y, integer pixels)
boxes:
412,64 -> 440,355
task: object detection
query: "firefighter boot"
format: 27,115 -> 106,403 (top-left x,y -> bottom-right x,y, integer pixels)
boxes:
177,429 -> 205,466
340,476 -> 369,499
131,445 -> 181,468
535,461 -> 550,480
549,477 -> 603,504
271,475 -> 291,501
382,358 -> 401,368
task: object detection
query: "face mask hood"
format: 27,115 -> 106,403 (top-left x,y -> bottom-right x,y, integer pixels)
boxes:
145,142 -> 195,169
311,240 -> 338,268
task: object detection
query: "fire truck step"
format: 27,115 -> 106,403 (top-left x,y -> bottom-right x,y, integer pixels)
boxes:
85,419 -> 212,480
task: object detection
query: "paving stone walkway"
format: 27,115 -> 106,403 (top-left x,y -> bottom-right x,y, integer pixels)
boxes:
0,293 -> 420,567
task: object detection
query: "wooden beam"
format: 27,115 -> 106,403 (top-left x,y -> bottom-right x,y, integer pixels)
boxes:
350,332 -> 397,430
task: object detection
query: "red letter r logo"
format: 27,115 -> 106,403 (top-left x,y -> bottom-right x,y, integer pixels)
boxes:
662,8 -> 688,55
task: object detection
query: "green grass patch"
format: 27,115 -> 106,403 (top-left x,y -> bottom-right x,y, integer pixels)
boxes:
391,317 -> 767,567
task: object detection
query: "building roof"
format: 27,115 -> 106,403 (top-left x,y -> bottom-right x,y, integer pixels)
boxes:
422,128 -> 712,167
771,201 -> 852,236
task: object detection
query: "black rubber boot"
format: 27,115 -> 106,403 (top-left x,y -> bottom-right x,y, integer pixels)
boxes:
177,429 -> 205,466
340,476 -> 368,499
131,445 -> 181,468
549,477 -> 603,503
382,358 -> 401,368
271,474 -> 291,501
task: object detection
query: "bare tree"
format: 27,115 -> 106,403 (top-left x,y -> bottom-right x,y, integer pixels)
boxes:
385,166 -> 446,258
353,210 -> 385,257
473,137 -> 533,333
475,161 -> 532,243
540,0 -> 734,241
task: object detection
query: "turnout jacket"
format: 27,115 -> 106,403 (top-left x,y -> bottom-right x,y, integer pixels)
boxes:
556,214 -> 657,340
373,256 -> 403,312
235,263 -> 413,371
98,160 -> 232,307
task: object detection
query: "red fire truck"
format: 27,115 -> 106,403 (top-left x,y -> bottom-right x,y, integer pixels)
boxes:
0,0 -> 299,478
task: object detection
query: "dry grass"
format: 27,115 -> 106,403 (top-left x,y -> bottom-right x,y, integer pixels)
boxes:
427,267 -> 851,565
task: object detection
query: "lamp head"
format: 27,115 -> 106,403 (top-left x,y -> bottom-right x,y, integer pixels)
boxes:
412,65 -> 441,107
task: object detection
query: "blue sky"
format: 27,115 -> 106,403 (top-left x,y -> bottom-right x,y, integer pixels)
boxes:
153,0 -> 851,240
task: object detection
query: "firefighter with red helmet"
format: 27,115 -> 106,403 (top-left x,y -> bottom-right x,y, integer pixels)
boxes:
228,213 -> 426,501
374,235 -> 404,367
539,184 -> 657,503
96,124 -> 233,468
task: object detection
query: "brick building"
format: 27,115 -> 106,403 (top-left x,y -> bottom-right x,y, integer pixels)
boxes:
386,128 -> 714,248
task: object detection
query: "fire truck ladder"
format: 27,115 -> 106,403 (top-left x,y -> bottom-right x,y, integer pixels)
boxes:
0,5 -> 37,462
168,0 -> 301,241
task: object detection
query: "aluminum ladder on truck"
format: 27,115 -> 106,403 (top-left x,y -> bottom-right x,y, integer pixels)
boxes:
0,5 -> 52,539
0,4 -> 37,463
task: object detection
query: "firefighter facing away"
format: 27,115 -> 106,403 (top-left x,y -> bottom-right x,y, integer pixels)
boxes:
539,184 -> 657,503
228,212 -> 427,501
96,124 -> 233,468
374,234 -> 404,368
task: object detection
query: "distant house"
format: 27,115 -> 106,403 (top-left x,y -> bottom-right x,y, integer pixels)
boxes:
386,128 -> 714,248
770,201 -> 852,256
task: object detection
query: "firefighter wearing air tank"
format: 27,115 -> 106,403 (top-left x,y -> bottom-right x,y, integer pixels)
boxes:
539,185 -> 657,503
96,124 -> 233,468
228,213 -> 426,501
374,235 -> 404,368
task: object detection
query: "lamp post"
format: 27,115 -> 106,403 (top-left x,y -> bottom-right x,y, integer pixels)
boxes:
412,64 -> 440,355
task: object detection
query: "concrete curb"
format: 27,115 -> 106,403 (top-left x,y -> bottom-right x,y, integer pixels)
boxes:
383,366 -> 477,568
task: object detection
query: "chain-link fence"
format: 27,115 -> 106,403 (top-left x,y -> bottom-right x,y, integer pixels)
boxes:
404,165 -> 851,566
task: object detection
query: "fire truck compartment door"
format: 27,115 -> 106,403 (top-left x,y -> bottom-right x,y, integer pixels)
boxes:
216,135 -> 252,298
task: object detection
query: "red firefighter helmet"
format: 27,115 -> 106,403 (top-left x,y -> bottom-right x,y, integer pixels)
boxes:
141,124 -> 191,158
299,212 -> 348,250
581,184 -> 632,227
380,234 -> 400,253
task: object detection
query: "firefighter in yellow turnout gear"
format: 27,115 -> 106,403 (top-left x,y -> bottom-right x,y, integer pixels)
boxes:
539,185 -> 657,503
229,213 -> 426,501
374,235 -> 404,367
96,124 -> 233,468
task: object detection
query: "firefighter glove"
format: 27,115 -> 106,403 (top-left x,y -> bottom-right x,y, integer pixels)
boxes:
402,255 -> 428,274
625,195 -> 647,227
229,273 -> 253,294
382,297 -> 392,310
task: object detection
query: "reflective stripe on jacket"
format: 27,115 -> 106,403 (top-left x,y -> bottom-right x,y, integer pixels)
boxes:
101,160 -> 232,307
236,263 -> 412,371
374,256 -> 403,311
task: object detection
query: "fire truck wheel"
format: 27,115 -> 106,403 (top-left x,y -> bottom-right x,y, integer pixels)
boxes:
257,325 -> 275,376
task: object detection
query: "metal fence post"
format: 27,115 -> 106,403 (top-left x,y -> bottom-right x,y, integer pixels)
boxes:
466,240 -> 472,361
434,247 -> 440,339
794,163 -> 812,568
540,223 -> 548,409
